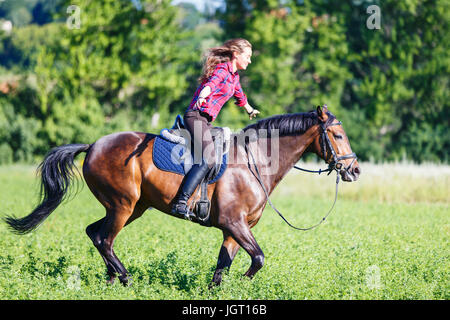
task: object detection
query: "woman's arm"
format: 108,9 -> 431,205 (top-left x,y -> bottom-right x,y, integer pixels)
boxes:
193,86 -> 212,109
233,80 -> 259,119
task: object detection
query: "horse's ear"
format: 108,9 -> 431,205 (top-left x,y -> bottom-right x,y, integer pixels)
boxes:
317,105 -> 328,122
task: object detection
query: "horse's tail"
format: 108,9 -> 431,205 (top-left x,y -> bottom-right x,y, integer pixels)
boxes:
4,143 -> 91,234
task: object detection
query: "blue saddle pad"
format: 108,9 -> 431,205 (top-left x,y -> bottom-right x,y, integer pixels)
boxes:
153,136 -> 227,184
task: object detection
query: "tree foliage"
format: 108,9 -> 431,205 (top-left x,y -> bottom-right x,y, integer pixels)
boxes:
0,0 -> 448,163
220,0 -> 449,162
0,0 -> 208,162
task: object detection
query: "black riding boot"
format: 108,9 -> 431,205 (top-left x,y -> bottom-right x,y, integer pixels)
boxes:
171,161 -> 210,219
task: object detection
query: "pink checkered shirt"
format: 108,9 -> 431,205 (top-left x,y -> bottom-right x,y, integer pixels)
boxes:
187,61 -> 248,121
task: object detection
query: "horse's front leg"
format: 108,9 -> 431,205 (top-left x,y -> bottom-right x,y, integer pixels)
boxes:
226,220 -> 265,280
210,231 -> 241,288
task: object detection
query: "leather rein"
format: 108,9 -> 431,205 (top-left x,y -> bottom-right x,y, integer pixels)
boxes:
246,119 -> 357,231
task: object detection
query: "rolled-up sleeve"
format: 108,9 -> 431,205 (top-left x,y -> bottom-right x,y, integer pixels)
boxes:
233,79 -> 248,107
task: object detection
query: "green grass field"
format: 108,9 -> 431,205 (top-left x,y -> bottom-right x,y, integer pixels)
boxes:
0,162 -> 448,300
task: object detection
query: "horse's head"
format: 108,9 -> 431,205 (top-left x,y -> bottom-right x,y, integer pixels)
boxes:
312,105 -> 361,182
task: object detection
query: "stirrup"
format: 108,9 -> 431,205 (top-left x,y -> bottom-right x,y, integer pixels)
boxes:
181,207 -> 196,221
171,202 -> 195,220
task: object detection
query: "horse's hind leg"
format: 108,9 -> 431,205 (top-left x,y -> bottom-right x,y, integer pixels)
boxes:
86,218 -> 117,283
86,199 -> 148,285
87,207 -> 135,285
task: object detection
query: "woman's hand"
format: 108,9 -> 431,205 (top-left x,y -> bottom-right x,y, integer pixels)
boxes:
194,86 -> 211,109
244,104 -> 260,120
194,97 -> 207,109
248,108 -> 260,120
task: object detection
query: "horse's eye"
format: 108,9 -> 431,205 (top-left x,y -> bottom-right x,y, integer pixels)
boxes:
334,134 -> 343,140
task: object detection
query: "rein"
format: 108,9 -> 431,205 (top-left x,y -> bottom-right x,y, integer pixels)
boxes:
246,120 -> 357,231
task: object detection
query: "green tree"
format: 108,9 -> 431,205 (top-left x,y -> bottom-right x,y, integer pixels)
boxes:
334,0 -> 450,162
218,1 -> 349,127
0,0 -> 448,163
32,0 -> 200,148
220,0 -> 449,162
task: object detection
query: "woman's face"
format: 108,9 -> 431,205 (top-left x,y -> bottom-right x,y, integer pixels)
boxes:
234,47 -> 252,71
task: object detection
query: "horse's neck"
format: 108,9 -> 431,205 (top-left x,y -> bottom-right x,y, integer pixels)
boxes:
251,125 -> 320,194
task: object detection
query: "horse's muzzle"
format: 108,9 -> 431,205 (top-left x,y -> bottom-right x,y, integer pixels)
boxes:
340,163 -> 361,182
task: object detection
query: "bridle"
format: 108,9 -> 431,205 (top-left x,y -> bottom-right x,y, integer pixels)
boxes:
296,120 -> 357,176
246,117 -> 358,231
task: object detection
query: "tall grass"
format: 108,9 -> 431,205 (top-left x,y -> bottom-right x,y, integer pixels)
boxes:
279,161 -> 450,204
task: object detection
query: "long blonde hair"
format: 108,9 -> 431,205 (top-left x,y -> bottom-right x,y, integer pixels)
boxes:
199,38 -> 252,84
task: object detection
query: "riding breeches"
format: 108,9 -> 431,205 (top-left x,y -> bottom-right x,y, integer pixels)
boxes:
183,109 -> 216,169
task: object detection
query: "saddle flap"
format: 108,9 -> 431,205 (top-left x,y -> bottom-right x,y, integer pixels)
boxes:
152,136 -> 228,185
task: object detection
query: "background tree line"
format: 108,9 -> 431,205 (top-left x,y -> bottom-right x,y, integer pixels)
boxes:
0,0 -> 448,164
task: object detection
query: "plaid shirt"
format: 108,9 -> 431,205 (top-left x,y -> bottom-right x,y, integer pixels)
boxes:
187,61 -> 248,121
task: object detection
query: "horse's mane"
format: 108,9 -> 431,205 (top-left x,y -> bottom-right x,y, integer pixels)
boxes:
242,110 -> 336,137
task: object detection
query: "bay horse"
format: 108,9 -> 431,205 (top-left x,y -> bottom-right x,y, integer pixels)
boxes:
4,105 -> 360,287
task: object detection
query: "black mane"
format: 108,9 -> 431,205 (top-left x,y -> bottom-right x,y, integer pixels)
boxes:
242,110 -> 336,137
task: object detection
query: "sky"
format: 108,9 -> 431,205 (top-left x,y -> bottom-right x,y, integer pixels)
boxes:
171,0 -> 224,12
130,0 -> 224,13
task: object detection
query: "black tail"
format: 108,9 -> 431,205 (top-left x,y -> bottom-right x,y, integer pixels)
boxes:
4,143 -> 91,234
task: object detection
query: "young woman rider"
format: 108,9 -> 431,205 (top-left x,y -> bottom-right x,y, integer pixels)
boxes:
171,38 -> 260,219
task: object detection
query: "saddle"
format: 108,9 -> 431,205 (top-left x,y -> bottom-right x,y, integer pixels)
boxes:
154,115 -> 231,223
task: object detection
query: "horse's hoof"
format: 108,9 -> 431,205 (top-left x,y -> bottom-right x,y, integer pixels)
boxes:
209,274 -> 222,289
208,282 -> 220,290
119,275 -> 132,287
